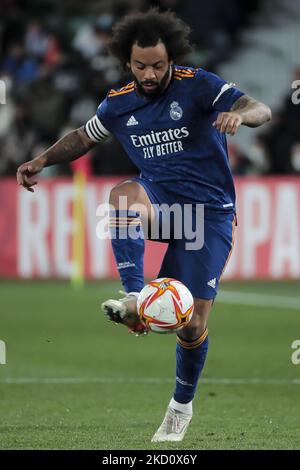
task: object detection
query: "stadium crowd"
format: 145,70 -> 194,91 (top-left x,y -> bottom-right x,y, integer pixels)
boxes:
0,0 -> 298,177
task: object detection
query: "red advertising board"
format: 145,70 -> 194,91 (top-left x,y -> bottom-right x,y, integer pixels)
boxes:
0,176 -> 299,280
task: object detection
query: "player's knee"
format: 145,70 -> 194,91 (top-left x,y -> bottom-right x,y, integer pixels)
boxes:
109,181 -> 142,208
180,298 -> 212,340
179,323 -> 205,342
183,316 -> 206,340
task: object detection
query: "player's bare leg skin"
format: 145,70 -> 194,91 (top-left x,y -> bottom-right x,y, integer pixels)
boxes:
151,298 -> 212,442
101,181 -> 154,333
179,298 -> 212,341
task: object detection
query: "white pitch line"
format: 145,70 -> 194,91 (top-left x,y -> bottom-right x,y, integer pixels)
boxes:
217,290 -> 300,310
1,377 -> 299,385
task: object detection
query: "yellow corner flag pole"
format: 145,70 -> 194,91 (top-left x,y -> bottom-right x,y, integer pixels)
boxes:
71,170 -> 86,289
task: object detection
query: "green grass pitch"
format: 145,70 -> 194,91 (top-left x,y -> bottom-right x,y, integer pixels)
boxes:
0,280 -> 299,450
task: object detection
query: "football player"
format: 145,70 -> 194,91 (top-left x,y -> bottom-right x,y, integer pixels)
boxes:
17,8 -> 271,442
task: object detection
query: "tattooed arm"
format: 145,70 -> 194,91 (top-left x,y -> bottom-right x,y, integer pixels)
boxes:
17,127 -> 97,192
213,95 -> 272,136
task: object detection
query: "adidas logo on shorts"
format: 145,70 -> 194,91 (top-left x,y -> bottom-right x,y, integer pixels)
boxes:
207,278 -> 216,289
126,115 -> 139,126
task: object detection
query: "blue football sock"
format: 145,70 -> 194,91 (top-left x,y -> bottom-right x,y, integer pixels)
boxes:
174,329 -> 209,404
109,209 -> 145,293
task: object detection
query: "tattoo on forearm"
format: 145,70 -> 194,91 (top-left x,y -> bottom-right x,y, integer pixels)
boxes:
231,94 -> 271,127
42,129 -> 96,167
231,95 -> 256,111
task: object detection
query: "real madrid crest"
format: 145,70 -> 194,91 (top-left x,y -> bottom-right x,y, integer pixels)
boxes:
170,101 -> 183,121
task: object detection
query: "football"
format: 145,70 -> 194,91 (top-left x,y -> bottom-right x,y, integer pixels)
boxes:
137,277 -> 194,334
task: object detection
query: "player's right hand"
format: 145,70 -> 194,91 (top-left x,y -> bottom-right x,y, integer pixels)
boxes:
16,157 -> 45,192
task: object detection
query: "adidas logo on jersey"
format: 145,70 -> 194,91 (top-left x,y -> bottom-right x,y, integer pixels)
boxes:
207,278 -> 216,289
126,115 -> 139,126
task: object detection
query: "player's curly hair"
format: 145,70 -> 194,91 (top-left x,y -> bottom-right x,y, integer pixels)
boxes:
109,8 -> 193,69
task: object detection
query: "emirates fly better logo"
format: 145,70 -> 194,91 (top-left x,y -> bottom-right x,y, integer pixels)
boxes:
130,126 -> 189,159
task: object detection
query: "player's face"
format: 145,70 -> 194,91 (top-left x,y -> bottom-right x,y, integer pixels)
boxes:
128,42 -> 173,97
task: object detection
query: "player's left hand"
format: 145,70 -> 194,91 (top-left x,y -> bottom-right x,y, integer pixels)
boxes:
212,112 -> 243,136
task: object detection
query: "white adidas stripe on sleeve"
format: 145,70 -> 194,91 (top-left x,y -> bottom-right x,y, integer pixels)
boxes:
212,83 -> 236,107
84,115 -> 111,142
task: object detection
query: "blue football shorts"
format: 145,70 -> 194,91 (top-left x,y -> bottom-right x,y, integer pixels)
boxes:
130,176 -> 236,300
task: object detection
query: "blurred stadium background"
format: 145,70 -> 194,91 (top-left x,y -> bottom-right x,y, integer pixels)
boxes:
0,0 -> 299,450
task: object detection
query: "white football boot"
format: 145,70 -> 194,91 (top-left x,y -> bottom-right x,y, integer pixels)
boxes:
151,406 -> 193,442
101,291 -> 148,336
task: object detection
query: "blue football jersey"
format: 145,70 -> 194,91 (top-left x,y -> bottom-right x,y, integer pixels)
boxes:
84,65 -> 245,210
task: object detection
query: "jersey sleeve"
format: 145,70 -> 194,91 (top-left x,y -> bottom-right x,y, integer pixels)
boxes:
195,69 -> 245,112
84,97 -> 112,142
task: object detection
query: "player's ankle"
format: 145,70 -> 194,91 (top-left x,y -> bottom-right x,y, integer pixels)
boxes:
169,397 -> 193,415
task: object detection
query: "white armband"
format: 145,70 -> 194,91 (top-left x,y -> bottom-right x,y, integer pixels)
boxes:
84,115 -> 111,142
